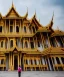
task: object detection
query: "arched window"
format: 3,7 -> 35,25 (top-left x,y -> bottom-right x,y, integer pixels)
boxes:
16,26 -> 19,32
25,41 -> 28,48
32,26 -> 35,33
30,42 -> 34,49
1,41 -> 3,47
10,40 -> 13,48
38,41 -> 40,47
31,59 -> 33,65
29,27 -> 32,33
26,59 -> 28,64
10,26 -> 13,32
34,59 -> 37,65
24,26 -> 26,33
1,59 -> 4,64
0,26 -> 2,32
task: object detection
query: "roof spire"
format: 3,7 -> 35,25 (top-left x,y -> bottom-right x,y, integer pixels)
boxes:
33,10 -> 36,18
34,10 -> 36,18
52,11 -> 54,21
26,6 -> 28,16
12,0 -> 14,7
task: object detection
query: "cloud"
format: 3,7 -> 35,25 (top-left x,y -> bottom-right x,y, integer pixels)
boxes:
0,0 -> 64,31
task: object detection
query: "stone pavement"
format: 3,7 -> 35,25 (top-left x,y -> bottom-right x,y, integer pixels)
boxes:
0,71 -> 64,77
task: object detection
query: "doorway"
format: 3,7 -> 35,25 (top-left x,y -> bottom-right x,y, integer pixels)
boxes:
14,55 -> 18,70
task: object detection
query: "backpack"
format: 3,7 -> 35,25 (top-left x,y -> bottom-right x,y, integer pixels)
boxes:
18,67 -> 21,72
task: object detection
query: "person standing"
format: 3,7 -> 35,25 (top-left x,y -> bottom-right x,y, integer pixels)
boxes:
18,65 -> 22,77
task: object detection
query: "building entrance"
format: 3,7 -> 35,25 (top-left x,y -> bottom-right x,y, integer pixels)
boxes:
14,55 -> 18,70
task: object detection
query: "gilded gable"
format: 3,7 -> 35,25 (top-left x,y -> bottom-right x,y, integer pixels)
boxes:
5,7 -> 20,18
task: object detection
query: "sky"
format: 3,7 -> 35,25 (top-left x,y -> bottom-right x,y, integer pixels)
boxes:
0,0 -> 64,31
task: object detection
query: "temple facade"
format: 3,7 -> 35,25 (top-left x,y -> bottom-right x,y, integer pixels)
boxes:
0,3 -> 64,71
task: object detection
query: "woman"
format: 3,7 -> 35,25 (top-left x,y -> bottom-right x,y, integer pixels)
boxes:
18,65 -> 22,77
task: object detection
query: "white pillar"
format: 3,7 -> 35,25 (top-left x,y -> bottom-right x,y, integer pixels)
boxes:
48,58 -> 52,71
54,57 -> 57,64
28,59 -> 30,65
59,57 -> 63,64
42,58 -> 45,65
37,59 -> 39,65
33,59 -> 34,65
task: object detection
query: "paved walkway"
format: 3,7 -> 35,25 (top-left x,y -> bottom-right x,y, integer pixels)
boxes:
0,71 -> 64,77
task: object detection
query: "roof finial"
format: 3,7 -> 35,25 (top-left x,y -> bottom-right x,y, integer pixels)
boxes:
26,6 -> 28,16
12,0 -> 14,7
52,11 -> 54,21
34,9 -> 36,18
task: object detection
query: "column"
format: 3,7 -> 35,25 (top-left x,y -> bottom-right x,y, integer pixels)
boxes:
51,57 -> 55,71
59,57 -> 63,64
9,53 -> 10,70
13,54 -> 14,70
13,20 -> 14,33
48,58 -> 52,71
15,19 -> 16,32
54,57 -> 57,64
11,53 -> 12,70
19,20 -> 21,33
9,19 -> 10,33
54,37 -> 58,47
60,37 -> 64,47
42,34 -> 45,49
5,20 -> 6,33
42,58 -> 45,65
8,38 -> 9,49
20,53 -> 21,66
18,53 -> 19,66
29,38 -> 31,48
47,33 -> 51,47
36,37 -> 37,48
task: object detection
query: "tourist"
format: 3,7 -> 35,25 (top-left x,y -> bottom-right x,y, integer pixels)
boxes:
18,65 -> 22,77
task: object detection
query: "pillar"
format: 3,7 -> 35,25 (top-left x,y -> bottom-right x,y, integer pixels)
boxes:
20,53 -> 21,66
19,20 -> 21,33
5,20 -> 6,33
13,20 -> 14,33
9,53 -> 10,70
54,37 -> 58,47
9,19 -> 10,33
54,57 -> 57,64
54,57 -> 57,71
15,19 -> 16,32
51,57 -> 55,71
13,54 -> 14,70
47,33 -> 51,47
18,53 -> 19,66
59,57 -> 63,64
11,53 -> 12,70
48,58 -> 52,71
60,37 -> 64,47
8,38 -> 9,49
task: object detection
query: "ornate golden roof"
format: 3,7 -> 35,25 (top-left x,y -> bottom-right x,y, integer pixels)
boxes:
3,2 -> 28,19
42,47 -> 64,55
51,30 -> 64,37
38,26 -> 51,32
5,3 -> 21,17
45,12 -> 54,29
29,13 -> 43,28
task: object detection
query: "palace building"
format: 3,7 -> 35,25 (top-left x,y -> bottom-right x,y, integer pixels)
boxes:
0,3 -> 64,71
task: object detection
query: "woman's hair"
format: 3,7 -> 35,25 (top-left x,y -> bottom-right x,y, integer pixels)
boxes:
19,65 -> 20,67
